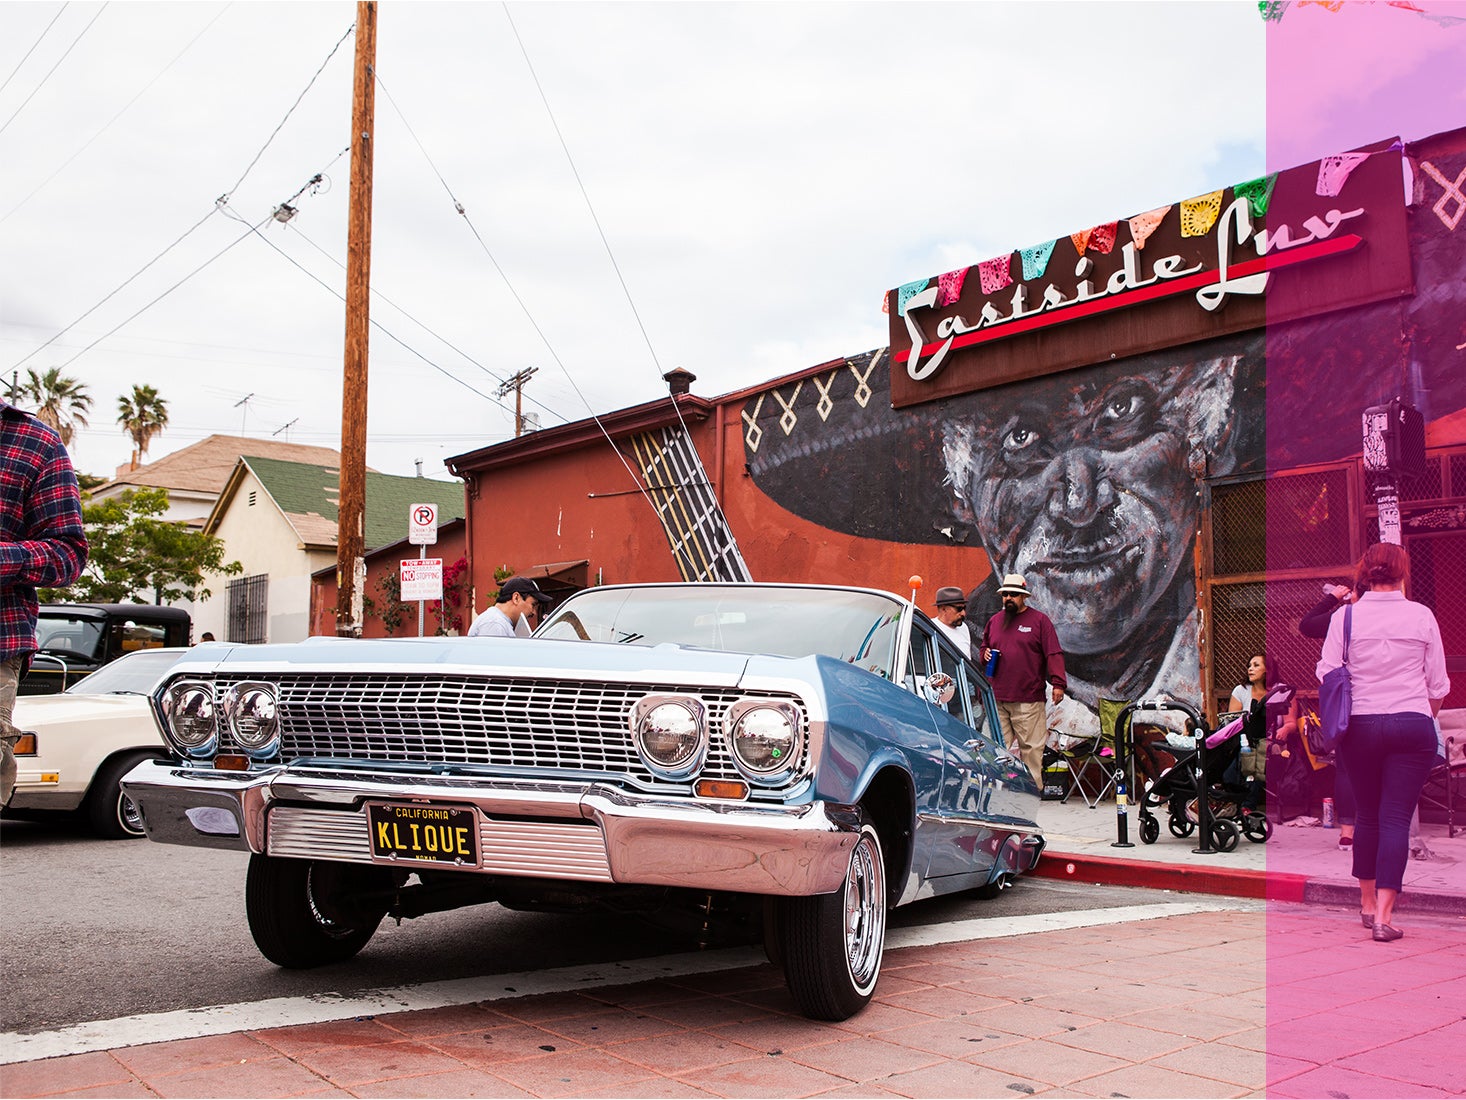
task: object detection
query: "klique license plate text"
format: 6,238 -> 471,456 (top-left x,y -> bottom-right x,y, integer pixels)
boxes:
368,803 -> 478,865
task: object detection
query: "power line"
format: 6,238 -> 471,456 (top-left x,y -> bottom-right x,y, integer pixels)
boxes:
10,207 -> 220,372
1,3 -> 233,225
283,219 -> 514,391
501,3 -> 665,380
0,2 -> 69,98
216,20 -> 355,206
55,214 -> 271,371
372,62 -> 658,514
0,2 -> 108,137
10,26 -> 355,375
218,204 -> 527,425
501,3 -> 727,529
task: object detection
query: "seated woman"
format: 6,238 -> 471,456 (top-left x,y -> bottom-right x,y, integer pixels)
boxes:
1229,654 -> 1296,812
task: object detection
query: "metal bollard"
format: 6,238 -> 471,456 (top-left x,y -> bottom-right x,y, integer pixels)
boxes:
1112,707 -> 1134,848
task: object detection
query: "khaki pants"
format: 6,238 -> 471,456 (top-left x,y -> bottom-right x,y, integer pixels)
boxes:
997,699 -> 1048,786
1,655 -> 22,809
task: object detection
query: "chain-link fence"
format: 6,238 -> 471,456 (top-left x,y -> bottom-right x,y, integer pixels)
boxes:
1204,448 -> 1466,718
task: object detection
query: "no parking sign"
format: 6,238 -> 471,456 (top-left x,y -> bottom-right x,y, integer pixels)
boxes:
409,503 -> 438,545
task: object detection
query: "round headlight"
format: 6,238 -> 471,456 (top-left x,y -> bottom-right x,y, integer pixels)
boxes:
163,681 -> 217,756
632,696 -> 707,779
224,682 -> 280,756
728,701 -> 802,783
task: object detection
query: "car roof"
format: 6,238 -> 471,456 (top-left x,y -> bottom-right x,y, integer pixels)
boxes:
40,603 -> 191,622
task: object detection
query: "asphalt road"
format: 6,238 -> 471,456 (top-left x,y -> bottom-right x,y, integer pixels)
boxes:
0,816 -> 1183,1036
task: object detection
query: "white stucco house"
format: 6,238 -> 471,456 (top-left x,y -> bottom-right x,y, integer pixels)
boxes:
194,456 -> 465,644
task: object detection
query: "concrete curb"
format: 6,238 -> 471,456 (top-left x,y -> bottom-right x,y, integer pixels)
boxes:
1300,877 -> 1466,916
1034,850 -> 1466,914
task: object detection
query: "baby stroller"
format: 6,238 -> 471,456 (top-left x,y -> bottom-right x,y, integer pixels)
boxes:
1136,684 -> 1292,851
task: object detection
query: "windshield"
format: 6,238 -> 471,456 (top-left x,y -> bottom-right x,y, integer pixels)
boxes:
36,615 -> 105,661
66,648 -> 185,695
537,586 -> 904,677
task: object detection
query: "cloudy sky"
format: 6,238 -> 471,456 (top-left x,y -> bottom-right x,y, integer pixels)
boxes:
1,1 -> 1460,483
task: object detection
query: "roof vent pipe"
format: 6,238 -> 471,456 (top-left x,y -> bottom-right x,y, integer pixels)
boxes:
663,368 -> 696,396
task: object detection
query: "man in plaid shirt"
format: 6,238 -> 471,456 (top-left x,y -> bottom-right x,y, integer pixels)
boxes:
2,398 -> 89,810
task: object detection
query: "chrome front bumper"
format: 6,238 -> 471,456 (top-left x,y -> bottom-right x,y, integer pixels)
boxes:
120,761 -> 860,897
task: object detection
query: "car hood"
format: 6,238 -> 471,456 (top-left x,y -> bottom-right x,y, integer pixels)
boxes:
12,691 -> 154,728
159,636 -> 762,689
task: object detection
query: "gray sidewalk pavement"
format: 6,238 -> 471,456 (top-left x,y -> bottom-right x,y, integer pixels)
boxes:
1035,790 -> 1466,910
4,901 -> 1464,1099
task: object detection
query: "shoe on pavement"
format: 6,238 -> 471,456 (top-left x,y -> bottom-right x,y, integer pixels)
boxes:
1372,922 -> 1404,942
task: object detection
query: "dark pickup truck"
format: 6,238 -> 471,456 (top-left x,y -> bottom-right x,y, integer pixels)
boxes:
23,603 -> 192,695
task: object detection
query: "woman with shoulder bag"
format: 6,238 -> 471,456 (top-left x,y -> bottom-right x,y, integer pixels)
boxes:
1317,543 -> 1450,942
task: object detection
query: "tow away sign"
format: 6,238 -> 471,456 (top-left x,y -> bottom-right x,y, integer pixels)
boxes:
400,558 -> 443,601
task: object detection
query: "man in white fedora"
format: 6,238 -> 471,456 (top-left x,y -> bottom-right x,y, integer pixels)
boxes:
979,574 -> 1067,785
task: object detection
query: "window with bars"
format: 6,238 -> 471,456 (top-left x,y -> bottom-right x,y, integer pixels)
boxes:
227,573 -> 268,644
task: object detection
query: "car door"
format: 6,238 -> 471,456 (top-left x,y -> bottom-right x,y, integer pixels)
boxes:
919,630 -> 993,881
921,632 -> 1039,883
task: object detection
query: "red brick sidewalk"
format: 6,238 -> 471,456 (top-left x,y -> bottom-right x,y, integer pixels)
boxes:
3,904 -> 1461,1098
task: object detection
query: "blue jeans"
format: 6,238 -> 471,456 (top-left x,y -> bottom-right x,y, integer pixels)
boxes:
1339,712 -> 1437,892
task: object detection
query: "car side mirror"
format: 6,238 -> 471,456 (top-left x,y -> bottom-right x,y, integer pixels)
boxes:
923,673 -> 956,707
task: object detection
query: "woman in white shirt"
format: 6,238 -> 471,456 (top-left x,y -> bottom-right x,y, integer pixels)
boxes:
1317,543 -> 1449,942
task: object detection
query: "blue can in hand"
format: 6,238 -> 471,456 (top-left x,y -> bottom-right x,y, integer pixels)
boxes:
984,647 -> 1000,677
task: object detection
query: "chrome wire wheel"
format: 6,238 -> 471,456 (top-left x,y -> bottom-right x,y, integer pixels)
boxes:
843,830 -> 885,992
778,817 -> 888,1020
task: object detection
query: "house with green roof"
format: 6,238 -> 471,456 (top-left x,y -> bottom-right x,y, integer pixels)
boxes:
196,456 -> 465,643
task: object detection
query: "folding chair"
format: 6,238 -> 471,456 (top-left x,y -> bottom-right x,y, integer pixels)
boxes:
1418,733 -> 1463,839
1060,698 -> 1125,808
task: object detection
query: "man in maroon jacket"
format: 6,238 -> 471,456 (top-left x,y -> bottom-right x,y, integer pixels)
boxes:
979,574 -> 1067,785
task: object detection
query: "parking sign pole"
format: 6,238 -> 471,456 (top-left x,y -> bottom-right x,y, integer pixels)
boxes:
418,543 -> 426,637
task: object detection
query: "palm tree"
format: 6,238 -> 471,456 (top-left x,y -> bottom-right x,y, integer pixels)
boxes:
21,367 -> 92,448
117,384 -> 170,468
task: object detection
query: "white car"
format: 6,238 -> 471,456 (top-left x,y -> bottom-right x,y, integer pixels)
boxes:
5,647 -> 184,838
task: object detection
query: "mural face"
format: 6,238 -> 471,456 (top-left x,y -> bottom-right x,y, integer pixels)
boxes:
744,333 -> 1265,717
942,352 -> 1242,657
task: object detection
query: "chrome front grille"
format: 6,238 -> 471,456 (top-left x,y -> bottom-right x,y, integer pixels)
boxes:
266,804 -> 613,881
210,674 -> 808,795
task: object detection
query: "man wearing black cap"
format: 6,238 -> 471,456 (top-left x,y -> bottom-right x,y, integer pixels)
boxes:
980,573 -> 1066,785
467,576 -> 550,639
932,586 -> 972,659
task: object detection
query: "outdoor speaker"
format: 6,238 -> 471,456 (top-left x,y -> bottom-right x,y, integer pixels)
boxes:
1362,399 -> 1426,480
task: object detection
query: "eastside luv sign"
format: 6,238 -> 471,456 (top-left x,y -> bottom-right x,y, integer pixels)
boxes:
887,139 -> 1414,407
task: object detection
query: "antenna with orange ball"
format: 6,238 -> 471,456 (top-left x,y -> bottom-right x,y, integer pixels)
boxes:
908,575 -> 923,606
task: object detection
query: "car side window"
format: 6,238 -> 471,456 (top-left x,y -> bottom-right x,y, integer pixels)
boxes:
903,623 -> 932,694
933,640 -> 968,723
962,665 -> 997,743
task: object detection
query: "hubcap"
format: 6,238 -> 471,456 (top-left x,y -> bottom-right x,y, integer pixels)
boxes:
119,791 -> 145,836
843,833 -> 885,988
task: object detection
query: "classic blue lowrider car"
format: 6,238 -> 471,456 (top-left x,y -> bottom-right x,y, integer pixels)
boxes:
123,583 -> 1043,1020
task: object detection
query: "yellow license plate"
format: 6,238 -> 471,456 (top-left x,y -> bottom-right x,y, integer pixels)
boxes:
367,803 -> 478,866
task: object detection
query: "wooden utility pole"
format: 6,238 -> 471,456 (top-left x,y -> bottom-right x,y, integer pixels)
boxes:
336,0 -> 376,637
496,367 -> 538,437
